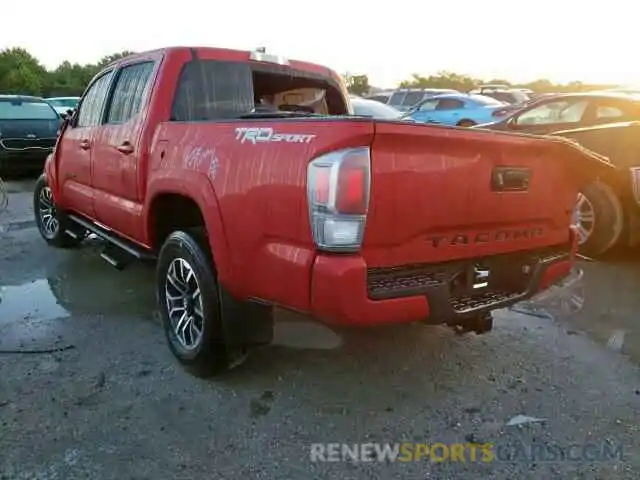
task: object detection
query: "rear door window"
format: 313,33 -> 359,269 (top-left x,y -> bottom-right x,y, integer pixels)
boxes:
402,91 -> 425,107
593,100 -> 636,122
388,91 -> 406,106
417,99 -> 439,111
171,60 -> 254,121
106,62 -> 155,124
435,98 -> 465,110
515,100 -> 589,126
76,71 -> 115,127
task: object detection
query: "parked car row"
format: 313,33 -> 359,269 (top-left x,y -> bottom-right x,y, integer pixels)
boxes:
366,85 -> 532,111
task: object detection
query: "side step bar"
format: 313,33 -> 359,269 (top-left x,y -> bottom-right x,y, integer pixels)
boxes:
67,214 -> 156,269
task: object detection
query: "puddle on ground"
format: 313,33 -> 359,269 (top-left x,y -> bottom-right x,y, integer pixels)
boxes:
272,310 -> 343,350
45,243 -> 156,317
0,279 -> 70,349
0,279 -> 69,324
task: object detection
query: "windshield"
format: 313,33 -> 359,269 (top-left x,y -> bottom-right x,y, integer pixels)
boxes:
48,98 -> 78,108
0,100 -> 59,120
352,99 -> 403,119
469,94 -> 505,106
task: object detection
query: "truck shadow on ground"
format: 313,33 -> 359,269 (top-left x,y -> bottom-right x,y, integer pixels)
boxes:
7,236 -> 638,393
16,238 -> 488,379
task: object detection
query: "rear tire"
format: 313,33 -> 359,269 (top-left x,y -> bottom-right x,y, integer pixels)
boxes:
575,181 -> 623,257
157,229 -> 239,376
457,119 -> 476,127
33,174 -> 82,248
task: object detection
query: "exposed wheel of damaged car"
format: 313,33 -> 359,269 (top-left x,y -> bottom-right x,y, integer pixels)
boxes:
33,174 -> 83,248
574,181 -> 623,257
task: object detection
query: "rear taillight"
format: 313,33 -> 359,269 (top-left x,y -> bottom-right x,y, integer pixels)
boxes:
307,147 -> 371,252
630,167 -> 640,205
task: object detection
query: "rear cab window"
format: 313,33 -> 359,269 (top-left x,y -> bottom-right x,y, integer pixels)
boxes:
170,57 -> 348,121
0,99 -> 59,120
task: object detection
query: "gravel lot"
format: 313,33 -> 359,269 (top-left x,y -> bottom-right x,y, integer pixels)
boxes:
1,178 -> 639,479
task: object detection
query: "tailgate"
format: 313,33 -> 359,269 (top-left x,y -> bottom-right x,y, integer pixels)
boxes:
363,122 -> 614,267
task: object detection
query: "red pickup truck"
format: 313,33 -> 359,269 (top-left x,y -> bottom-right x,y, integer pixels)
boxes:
34,46 -> 610,374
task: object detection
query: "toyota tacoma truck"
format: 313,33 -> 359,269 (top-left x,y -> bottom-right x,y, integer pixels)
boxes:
34,46 -> 612,375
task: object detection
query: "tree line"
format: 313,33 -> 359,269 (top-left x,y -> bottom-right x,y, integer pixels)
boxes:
0,47 -> 135,97
0,47 -> 618,99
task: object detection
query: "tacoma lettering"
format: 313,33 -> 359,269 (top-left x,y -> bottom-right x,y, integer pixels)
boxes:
426,227 -> 544,248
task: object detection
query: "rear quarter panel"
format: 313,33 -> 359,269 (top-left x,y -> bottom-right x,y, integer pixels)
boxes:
151,119 -> 374,310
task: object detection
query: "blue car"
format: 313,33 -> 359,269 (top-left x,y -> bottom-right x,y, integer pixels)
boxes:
404,93 -> 515,127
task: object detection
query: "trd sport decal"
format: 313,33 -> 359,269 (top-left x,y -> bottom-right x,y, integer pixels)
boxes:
235,127 -> 316,145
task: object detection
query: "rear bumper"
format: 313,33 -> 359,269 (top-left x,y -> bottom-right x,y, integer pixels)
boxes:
310,229 -> 578,326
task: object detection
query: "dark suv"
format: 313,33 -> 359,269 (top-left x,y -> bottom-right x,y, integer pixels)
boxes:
0,95 -> 61,174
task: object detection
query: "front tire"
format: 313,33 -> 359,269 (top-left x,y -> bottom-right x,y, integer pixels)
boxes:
457,119 -> 476,127
157,230 -> 232,375
33,174 -> 82,248
575,181 -> 623,257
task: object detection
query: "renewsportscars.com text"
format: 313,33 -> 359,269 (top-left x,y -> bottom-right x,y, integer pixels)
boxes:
309,441 -> 625,463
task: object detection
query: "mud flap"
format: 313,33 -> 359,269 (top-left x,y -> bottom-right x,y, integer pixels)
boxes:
218,286 -> 274,347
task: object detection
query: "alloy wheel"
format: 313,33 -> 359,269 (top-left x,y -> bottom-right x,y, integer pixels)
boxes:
165,258 -> 205,350
573,193 -> 596,245
38,185 -> 59,238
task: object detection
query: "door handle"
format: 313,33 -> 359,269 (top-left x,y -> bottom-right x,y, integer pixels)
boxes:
79,139 -> 90,150
491,167 -> 531,192
116,142 -> 134,154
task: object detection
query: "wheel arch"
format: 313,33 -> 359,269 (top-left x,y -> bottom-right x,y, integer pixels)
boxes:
145,173 -> 233,287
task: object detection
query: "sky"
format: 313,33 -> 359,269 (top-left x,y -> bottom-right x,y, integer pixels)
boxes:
2,0 -> 638,88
